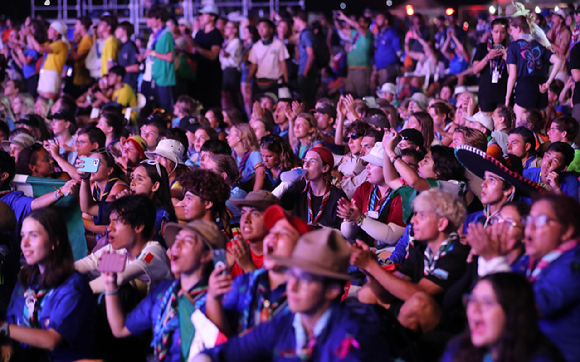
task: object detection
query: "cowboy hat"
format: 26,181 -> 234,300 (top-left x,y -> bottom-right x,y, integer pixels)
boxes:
145,139 -> 185,166
163,220 -> 227,249
230,190 -> 279,211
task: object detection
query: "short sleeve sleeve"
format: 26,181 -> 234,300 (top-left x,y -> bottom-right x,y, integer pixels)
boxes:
157,32 -> 175,55
278,41 -> 290,61
125,284 -> 162,335
248,151 -> 263,170
303,31 -> 314,48
78,37 -> 92,55
49,41 -> 67,55
248,44 -> 257,64
473,43 -> 487,62
570,43 -> 580,70
506,43 -> 518,65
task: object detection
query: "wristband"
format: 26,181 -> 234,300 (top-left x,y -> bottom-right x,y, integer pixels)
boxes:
151,50 -> 157,57
0,322 -> 9,338
390,155 -> 401,163
355,214 -> 365,227
105,287 -> 119,296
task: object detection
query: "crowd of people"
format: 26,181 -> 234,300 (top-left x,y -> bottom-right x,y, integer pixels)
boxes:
0,1 -> 579,361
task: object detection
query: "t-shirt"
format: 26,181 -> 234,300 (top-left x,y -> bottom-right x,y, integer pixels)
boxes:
234,150 -> 263,183
220,38 -> 243,70
347,29 -> 373,67
374,27 -> 400,69
194,28 -> 223,80
101,36 -> 119,76
152,30 -> 176,87
73,35 -> 93,86
117,40 -> 139,90
523,167 -> 580,201
112,83 -> 137,107
570,42 -> 580,105
43,40 -> 68,73
6,272 -> 98,362
75,241 -> 172,289
473,42 -> 508,103
228,241 -> 264,278
297,28 -> 316,75
280,179 -> 346,229
22,47 -> 39,79
248,39 -> 290,80
506,37 -> 552,80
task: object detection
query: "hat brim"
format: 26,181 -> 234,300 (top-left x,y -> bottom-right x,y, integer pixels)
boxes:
454,145 -> 545,197
163,222 -> 215,250
1,141 -> 10,152
268,255 -> 354,280
361,154 -> 382,167
145,150 -> 184,165
229,199 -> 278,212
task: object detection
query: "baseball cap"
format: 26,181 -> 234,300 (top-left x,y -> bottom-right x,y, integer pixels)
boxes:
314,104 -> 337,119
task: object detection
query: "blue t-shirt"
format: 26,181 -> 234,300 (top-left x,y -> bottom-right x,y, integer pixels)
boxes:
1,191 -> 33,234
117,40 -> 139,90
523,167 -> 579,201
297,28 -> 316,75
226,185 -> 247,226
23,48 -> 39,79
235,150 -> 263,184
155,206 -> 176,248
507,38 -> 552,80
448,55 -> 469,75
374,27 -> 401,69
6,272 -> 98,362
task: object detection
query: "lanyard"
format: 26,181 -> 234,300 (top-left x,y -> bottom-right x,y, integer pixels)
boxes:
368,186 -> 391,216
306,182 -> 331,226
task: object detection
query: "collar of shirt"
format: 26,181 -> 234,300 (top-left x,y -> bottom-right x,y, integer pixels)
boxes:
293,308 -> 332,356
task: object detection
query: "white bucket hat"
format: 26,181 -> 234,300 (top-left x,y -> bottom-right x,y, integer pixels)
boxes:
361,141 -> 385,167
145,139 -> 185,173
464,111 -> 494,132
376,83 -> 396,96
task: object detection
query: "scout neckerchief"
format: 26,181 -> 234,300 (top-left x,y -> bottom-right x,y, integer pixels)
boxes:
367,186 -> 392,216
526,239 -> 579,282
151,27 -> 167,52
0,190 -> 14,198
153,278 -> 208,362
23,287 -> 51,328
92,176 -> 121,202
234,150 -> 252,176
305,181 -> 331,226
423,232 -> 460,276
486,38 -> 505,79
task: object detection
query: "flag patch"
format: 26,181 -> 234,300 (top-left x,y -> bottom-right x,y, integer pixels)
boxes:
144,253 -> 154,264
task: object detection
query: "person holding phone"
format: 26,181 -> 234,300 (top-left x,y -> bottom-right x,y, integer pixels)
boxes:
2,208 -> 98,361
472,18 -> 510,113
103,220 -> 226,362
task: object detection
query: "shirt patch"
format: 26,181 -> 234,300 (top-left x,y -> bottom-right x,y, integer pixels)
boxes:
432,268 -> 449,280
144,253 -> 154,264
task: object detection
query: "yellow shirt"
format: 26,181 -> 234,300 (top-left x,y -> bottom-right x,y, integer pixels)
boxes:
112,83 -> 137,108
43,41 -> 68,73
101,36 -> 119,76
73,35 -> 93,86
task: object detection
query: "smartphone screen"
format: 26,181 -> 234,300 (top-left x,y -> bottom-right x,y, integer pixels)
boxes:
98,252 -> 127,273
213,249 -> 228,275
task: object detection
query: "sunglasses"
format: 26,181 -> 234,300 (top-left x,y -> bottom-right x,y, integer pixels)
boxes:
343,133 -> 363,143
141,159 -> 162,178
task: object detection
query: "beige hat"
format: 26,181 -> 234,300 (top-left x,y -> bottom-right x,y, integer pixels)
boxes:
505,2 -> 530,17
464,111 -> 494,132
361,141 -> 385,167
163,220 -> 227,249
1,134 -> 35,152
145,139 -> 185,167
268,228 -> 353,280
230,190 -> 279,211
376,82 -> 396,96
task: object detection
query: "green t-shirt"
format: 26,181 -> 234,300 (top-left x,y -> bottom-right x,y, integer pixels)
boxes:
568,148 -> 580,173
152,30 -> 176,87
347,29 -> 373,67
178,294 -> 197,361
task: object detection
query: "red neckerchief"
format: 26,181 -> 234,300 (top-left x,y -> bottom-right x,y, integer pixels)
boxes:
526,239 -> 579,282
306,181 -> 331,226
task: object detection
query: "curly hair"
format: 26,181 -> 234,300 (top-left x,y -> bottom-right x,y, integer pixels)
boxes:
179,168 -> 232,237
413,188 -> 467,232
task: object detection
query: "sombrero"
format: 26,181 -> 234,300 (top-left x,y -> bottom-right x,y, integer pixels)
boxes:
454,145 -> 546,197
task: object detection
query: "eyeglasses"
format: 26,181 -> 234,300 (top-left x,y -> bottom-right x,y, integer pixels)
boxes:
525,215 -> 558,228
488,214 -> 523,229
462,293 -> 499,311
141,159 -> 162,177
90,147 -> 112,157
343,133 -> 363,143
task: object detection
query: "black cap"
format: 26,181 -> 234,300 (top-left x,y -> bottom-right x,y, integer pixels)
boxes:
16,114 -> 43,128
314,104 -> 337,119
179,116 -> 201,133
48,110 -> 76,124
400,128 -> 424,147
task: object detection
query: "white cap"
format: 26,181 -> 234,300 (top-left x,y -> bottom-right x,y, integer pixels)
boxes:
376,83 -> 396,96
145,139 -> 185,167
551,9 -> 567,20
361,142 -> 384,167
453,85 -> 469,96
464,111 -> 494,132
199,5 -> 219,15
278,87 -> 292,99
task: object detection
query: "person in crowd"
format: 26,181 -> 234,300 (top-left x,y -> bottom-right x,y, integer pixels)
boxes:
292,10 -> 318,108
2,208 -> 98,361
406,111 -> 436,150
338,141 -> 406,247
182,123 -> 214,166
314,103 -> 342,155
246,19 -> 289,97
116,135 -> 148,174
11,94 -> 35,123
140,117 -> 166,152
507,126 -> 541,170
70,16 -> 93,98
98,15 -> 119,77
288,111 -> 323,160
220,20 -> 243,110
227,123 -> 265,192
463,112 -> 502,160
193,5 -> 223,110
25,20 -> 69,100
518,109 -> 549,148
145,8 -> 176,113
473,18 -> 510,113
145,138 -> 188,199
278,147 -> 347,229
518,194 -> 580,362
340,129 -> 383,197
115,21 -> 140,91
240,24 -> 259,116
15,143 -> 69,180
205,203 -> 310,336
259,134 -> 302,191
546,9 -> 571,65
523,142 -> 579,200
19,20 -> 44,97
14,114 -> 51,142
75,194 -> 172,294
373,12 -> 401,86
441,273 -> 565,362
334,120 -> 372,194
199,139 -> 232,168
45,110 -> 77,165
273,98 -> 292,141
547,115 -> 580,172
103,220 -> 226,362
490,106 -> 515,154
506,15 -> 562,122
1,133 -> 34,161
196,228 -> 390,362
228,190 -> 279,277
107,65 -> 137,108
96,111 -> 124,157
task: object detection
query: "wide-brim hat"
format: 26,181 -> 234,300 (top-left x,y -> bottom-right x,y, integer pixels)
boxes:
454,145 -> 545,197
230,190 -> 279,211
145,139 -> 185,166
163,220 -> 227,249
361,141 -> 384,167
551,9 -> 567,20
268,228 -> 354,280
1,133 -> 35,152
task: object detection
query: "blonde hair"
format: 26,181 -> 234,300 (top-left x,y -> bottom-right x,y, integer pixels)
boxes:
14,93 -> 35,120
232,123 -> 259,151
413,188 -> 467,233
0,96 -> 16,124
294,113 -> 322,149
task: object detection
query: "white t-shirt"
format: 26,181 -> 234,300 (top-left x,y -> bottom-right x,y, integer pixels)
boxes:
220,38 -> 243,70
248,38 -> 290,80
75,241 -> 172,292
143,34 -> 155,82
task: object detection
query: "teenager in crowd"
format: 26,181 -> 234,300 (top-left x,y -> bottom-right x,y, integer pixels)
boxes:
1,133 -> 34,162
3,208 -> 98,361
199,139 -> 232,168
340,129 -> 383,198
334,120 -> 372,190
288,112 -> 323,160
145,139 -> 189,199
46,110 -> 77,165
187,125 -> 218,167
547,116 -> 580,172
227,123 -> 265,192
196,229 -> 390,362
98,15 -> 119,77
16,143 -> 70,181
116,135 -> 148,174
507,126 -> 540,170
259,134 -> 302,191
107,66 -> 137,108
104,220 -> 226,362
115,21 -> 140,91
96,112 -> 124,158
140,117 -> 166,152
406,111 -> 436,149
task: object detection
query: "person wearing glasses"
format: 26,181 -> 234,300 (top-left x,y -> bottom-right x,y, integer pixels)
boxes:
15,143 -> 70,181
259,134 -> 302,191
515,194 -> 580,362
195,229 -> 390,362
441,273 -> 564,362
333,120 -> 372,188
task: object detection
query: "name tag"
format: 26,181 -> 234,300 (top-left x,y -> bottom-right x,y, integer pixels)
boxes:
367,211 -> 379,219
492,69 -> 499,84
432,268 -> 449,280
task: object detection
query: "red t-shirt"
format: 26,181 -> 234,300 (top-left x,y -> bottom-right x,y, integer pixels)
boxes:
228,240 -> 265,278
351,182 -> 405,227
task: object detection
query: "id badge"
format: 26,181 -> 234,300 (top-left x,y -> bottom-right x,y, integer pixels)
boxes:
367,211 -> 379,219
492,69 -> 499,84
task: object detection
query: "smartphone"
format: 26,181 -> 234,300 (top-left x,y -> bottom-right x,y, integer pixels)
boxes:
98,252 -> 127,273
213,249 -> 228,275
492,44 -> 503,50
79,157 -> 101,173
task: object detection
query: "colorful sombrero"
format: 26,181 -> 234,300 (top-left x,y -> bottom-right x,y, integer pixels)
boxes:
454,145 -> 546,197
